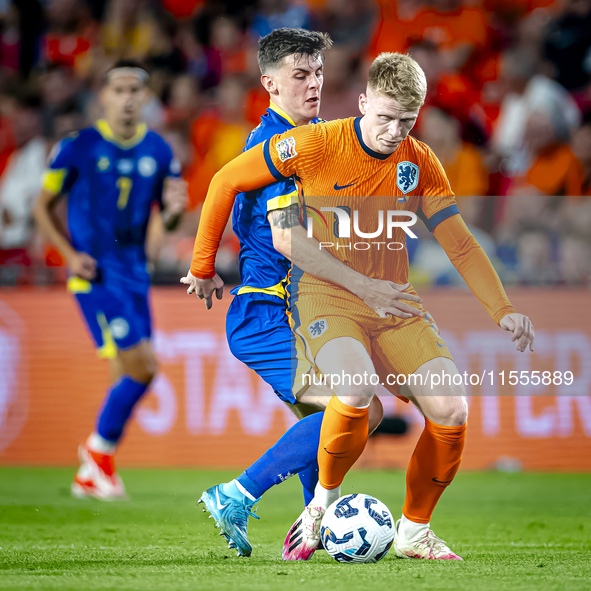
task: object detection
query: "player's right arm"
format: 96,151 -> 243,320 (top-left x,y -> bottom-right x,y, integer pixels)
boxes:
184,124 -> 421,316
181,126 -> 324,307
419,145 -> 534,352
269,205 -> 423,319
33,138 -> 97,280
180,143 -> 278,308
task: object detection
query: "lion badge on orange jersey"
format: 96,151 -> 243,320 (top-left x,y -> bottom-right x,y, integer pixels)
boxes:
276,137 -> 298,162
308,319 -> 328,339
397,161 -> 419,197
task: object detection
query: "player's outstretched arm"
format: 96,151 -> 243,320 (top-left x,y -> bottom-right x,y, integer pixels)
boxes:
33,188 -> 97,280
269,205 -> 423,320
180,143 -> 278,308
161,178 -> 188,231
433,214 -> 535,352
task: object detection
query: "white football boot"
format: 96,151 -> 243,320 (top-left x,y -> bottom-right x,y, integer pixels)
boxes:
393,519 -> 462,560
282,504 -> 325,561
71,444 -> 127,501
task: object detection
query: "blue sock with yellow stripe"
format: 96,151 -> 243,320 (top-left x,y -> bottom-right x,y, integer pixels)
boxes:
96,376 -> 149,444
232,412 -> 323,504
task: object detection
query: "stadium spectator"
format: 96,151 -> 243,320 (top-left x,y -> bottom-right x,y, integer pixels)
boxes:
370,0 -> 417,57
39,63 -> 85,140
557,119 -> 591,285
516,226 -> 557,285
210,17 -> 247,75
167,73 -> 200,129
145,17 -> 187,77
0,84 -> 17,178
507,108 -> 582,197
243,46 -> 271,125
312,0 -> 376,49
249,0 -> 311,39
0,99 -> 46,273
0,2 -> 22,74
185,76 -> 250,210
43,0 -> 96,74
559,231 -> 591,285
318,44 -> 364,121
491,47 -> 580,165
410,0 -> 492,74
0,0 -> 587,288
544,0 -> 591,97
161,0 -> 205,20
419,107 -> 489,198
573,118 -> 591,196
13,0 -> 46,78
102,0 -> 158,60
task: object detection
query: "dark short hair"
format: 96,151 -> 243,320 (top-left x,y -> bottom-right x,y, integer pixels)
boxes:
104,59 -> 150,86
257,28 -> 333,75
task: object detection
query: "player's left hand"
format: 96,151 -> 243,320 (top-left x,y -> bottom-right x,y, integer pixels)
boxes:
163,178 -> 188,217
500,313 -> 535,352
180,270 -> 224,309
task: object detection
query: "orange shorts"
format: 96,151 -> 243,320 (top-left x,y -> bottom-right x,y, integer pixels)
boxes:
290,283 -> 454,392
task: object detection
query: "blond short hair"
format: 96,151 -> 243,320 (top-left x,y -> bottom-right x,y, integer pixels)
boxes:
368,53 -> 427,110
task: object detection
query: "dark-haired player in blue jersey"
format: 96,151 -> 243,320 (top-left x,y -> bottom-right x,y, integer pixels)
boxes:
183,28 -> 390,558
34,60 -> 187,500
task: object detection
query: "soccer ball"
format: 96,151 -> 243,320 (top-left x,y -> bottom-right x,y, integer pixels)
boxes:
320,493 -> 395,563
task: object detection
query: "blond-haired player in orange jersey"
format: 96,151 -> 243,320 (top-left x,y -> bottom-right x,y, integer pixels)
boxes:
183,52 -> 535,561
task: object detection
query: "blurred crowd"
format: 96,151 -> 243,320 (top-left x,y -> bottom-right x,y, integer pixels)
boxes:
0,0 -> 589,288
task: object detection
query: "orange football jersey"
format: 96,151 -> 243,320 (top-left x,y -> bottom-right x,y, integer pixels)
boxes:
264,117 -> 458,287
190,115 -> 515,325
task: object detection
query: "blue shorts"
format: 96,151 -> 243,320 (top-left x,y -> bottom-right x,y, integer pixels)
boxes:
226,293 -> 310,404
69,278 -> 152,358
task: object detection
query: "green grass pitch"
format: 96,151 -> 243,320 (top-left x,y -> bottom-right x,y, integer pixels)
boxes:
1,467 -> 590,591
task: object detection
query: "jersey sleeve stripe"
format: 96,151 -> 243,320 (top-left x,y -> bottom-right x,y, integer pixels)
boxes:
66,276 -> 92,293
266,190 -> 299,212
425,204 -> 460,232
41,169 -> 68,194
263,140 -> 288,181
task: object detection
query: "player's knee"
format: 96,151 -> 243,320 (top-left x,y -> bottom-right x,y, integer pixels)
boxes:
445,404 -> 468,427
368,396 -> 384,435
335,385 -> 375,409
123,350 -> 158,384
337,395 -> 374,409
431,397 -> 468,427
139,353 -> 158,384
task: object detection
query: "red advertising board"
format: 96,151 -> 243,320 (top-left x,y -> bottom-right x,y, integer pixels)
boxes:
0,288 -> 590,471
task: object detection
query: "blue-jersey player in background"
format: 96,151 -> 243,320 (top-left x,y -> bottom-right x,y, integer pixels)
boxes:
182,29 -> 386,558
34,60 -> 187,501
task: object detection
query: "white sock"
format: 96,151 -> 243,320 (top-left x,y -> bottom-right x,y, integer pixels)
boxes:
87,432 -> 116,455
398,515 -> 429,541
310,482 -> 341,510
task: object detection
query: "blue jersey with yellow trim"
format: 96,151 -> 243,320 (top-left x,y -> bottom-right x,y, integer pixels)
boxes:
230,105 -> 323,299
43,120 -> 180,294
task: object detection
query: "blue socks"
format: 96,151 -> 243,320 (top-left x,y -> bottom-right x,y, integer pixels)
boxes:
298,463 -> 319,506
220,479 -> 258,507
230,412 -> 323,504
96,376 -> 149,443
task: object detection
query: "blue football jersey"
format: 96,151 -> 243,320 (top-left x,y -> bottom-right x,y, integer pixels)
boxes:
43,120 -> 180,294
231,104 -> 323,299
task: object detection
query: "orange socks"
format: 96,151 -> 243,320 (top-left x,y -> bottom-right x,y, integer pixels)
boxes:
402,417 -> 466,524
317,396 -> 369,490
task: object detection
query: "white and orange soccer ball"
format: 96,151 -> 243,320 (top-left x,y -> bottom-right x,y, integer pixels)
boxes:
320,494 -> 395,563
